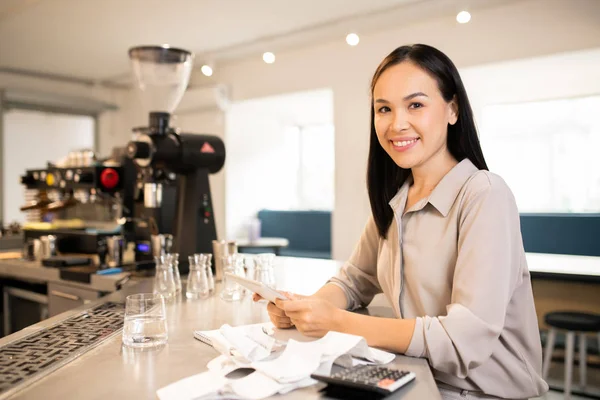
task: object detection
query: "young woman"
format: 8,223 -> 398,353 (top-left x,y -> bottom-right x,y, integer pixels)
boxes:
254,44 -> 548,399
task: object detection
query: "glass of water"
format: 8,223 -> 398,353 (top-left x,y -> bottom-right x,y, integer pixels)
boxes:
122,293 -> 168,348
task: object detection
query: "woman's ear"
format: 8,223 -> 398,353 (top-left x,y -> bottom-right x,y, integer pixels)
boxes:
449,96 -> 459,125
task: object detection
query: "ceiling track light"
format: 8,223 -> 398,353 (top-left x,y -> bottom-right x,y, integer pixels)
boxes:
263,52 -> 276,64
346,33 -> 360,46
201,64 -> 213,76
456,10 -> 471,24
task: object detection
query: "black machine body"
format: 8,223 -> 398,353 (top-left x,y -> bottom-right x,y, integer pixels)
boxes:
126,112 -> 226,274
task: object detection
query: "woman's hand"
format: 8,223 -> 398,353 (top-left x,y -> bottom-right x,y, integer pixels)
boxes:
277,297 -> 344,338
252,291 -> 306,329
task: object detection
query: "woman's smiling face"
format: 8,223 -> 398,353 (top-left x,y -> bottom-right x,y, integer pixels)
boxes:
373,61 -> 458,170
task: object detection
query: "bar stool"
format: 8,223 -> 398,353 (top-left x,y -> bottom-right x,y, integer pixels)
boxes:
542,311 -> 600,399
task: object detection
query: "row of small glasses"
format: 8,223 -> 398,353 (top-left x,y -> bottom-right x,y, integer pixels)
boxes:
152,251 -> 277,302
124,252 -> 278,348
154,253 -> 216,300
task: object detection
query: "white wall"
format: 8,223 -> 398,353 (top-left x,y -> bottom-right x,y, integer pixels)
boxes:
225,89 -> 334,239
0,72 -> 128,157
194,0 -> 600,260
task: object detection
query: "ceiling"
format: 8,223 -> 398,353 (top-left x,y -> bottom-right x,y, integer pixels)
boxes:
0,0 -> 518,85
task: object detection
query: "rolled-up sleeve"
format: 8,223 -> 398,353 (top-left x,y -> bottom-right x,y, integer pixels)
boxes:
328,216 -> 382,310
405,175 -> 522,378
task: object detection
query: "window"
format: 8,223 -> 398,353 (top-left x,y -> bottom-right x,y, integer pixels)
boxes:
480,95 -> 600,213
287,123 -> 335,210
225,88 -> 334,238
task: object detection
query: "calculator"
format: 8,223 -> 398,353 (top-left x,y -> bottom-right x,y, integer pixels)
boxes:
310,364 -> 416,396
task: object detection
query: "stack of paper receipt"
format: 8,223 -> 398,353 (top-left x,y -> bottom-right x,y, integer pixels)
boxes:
157,323 -> 395,400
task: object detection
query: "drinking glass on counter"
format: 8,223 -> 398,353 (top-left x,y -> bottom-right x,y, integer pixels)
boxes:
187,255 -> 210,300
220,254 -> 244,302
212,240 -> 237,281
154,256 -> 177,300
196,253 -> 215,294
254,253 -> 276,289
122,293 -> 168,348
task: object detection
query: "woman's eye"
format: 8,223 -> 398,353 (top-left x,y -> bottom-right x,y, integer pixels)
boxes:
377,106 -> 391,113
409,102 -> 423,109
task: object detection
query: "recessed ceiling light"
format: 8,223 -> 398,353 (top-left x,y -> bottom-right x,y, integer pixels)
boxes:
456,11 -> 471,24
263,52 -> 276,64
346,33 -> 360,46
201,64 -> 213,77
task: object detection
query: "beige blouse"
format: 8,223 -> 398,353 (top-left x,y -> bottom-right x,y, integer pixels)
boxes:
330,159 -> 548,398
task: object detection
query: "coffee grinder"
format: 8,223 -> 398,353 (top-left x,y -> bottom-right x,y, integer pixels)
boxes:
125,45 -> 225,274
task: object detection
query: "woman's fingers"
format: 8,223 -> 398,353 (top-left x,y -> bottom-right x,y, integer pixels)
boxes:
252,293 -> 264,302
266,301 -> 287,317
269,314 -> 294,329
272,314 -> 291,325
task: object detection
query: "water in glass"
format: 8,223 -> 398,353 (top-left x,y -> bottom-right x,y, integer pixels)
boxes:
122,293 -> 168,348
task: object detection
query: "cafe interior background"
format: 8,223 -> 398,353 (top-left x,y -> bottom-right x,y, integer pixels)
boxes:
0,0 -> 599,398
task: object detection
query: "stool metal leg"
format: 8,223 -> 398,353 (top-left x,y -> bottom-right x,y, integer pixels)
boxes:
579,333 -> 587,389
565,331 -> 575,400
542,329 -> 556,380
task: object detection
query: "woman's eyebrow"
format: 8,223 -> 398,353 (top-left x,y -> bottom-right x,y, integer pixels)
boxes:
374,92 -> 429,104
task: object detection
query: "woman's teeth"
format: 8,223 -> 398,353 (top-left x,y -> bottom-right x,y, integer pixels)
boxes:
392,138 -> 419,147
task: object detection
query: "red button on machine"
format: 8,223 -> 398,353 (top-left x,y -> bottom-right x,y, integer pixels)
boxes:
100,168 -> 120,189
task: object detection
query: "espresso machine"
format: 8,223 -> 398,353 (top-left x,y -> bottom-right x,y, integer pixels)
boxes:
125,45 -> 225,274
18,148 -> 135,268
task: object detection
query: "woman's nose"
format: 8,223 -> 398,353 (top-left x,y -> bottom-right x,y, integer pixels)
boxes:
392,110 -> 409,132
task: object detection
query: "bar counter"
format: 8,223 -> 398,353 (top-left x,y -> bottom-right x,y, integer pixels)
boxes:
0,257 -> 441,400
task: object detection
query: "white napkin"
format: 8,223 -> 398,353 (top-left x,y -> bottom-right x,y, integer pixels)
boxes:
251,339 -> 323,383
163,328 -> 397,400
220,324 -> 272,362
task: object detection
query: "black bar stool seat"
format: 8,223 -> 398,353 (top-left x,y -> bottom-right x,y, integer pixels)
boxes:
545,311 -> 600,331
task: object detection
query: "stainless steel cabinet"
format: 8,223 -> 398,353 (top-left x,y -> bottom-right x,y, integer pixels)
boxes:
48,282 -> 101,317
2,286 -> 48,336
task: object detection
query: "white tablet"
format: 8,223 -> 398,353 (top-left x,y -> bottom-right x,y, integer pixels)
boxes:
224,273 -> 290,303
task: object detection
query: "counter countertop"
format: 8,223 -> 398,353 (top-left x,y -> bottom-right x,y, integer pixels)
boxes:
1,256 -> 440,400
4,251 -> 592,399
0,257 -> 131,292
526,252 -> 600,281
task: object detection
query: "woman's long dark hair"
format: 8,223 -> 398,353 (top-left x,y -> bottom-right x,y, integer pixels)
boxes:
367,44 -> 488,238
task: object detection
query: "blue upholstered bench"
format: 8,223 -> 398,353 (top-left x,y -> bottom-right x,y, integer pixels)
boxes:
255,209 -> 331,259
520,213 -> 600,256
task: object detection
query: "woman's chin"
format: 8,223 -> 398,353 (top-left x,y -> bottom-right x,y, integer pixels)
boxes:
391,155 -> 419,170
